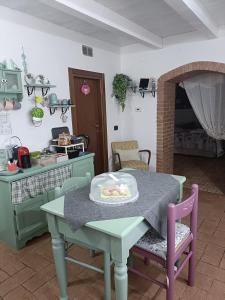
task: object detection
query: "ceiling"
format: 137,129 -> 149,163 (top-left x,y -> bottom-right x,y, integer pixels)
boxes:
95,0 -> 195,38
0,0 -> 224,50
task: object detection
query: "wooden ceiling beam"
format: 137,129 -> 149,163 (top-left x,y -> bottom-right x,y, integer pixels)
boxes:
41,0 -> 163,48
164,0 -> 219,38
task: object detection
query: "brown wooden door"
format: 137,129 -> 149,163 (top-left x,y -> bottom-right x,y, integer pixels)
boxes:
69,68 -> 108,175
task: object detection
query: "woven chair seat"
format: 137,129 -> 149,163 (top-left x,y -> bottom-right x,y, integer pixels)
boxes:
121,160 -> 149,171
136,223 -> 190,260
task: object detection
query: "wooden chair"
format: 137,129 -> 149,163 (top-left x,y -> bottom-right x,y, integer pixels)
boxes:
55,173 -> 111,299
129,184 -> 199,300
111,140 -> 151,171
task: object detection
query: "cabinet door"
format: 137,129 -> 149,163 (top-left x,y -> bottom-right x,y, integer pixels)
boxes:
14,193 -> 48,240
3,70 -> 22,93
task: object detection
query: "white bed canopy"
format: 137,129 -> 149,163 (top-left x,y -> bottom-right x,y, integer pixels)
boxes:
182,72 -> 225,140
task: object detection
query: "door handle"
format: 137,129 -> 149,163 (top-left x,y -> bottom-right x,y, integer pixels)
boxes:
95,124 -> 100,128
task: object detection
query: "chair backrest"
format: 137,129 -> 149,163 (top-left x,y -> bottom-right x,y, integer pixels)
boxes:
55,172 -> 91,198
111,140 -> 139,169
111,140 -> 139,153
167,184 -> 199,258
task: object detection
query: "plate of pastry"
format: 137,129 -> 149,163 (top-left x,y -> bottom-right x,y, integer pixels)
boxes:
89,172 -> 139,206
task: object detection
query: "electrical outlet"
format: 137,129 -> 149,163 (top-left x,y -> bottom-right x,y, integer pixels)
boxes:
135,107 -> 142,112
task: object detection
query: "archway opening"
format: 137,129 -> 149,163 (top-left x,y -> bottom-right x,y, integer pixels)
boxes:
157,61 -> 225,194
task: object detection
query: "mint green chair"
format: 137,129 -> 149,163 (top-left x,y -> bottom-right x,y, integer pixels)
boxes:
54,172 -> 112,300
54,172 -> 92,198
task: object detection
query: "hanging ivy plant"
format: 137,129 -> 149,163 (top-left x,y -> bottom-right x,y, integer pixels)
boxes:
112,73 -> 131,111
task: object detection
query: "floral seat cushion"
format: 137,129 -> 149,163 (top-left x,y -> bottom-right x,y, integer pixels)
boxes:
135,223 -> 190,260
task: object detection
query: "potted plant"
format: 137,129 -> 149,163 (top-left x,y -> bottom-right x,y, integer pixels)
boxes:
112,74 -> 131,111
31,107 -> 44,126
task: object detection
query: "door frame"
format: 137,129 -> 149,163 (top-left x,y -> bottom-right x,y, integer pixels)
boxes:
68,68 -> 108,172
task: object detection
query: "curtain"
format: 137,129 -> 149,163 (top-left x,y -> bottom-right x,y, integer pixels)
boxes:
182,72 -> 225,140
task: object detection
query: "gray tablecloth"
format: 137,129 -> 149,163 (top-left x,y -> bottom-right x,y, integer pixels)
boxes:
64,170 -> 180,238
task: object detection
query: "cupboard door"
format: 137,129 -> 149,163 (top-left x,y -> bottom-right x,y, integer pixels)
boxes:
3,70 -> 22,93
14,193 -> 48,240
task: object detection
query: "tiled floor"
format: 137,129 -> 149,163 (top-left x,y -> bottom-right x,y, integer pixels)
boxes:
0,189 -> 225,299
174,154 -> 225,195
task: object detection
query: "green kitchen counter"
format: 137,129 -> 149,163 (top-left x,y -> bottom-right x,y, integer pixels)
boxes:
0,153 -> 94,182
0,152 -> 95,249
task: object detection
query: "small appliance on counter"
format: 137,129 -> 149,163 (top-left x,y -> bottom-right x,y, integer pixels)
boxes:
51,127 -> 87,159
5,136 -> 31,169
17,146 -> 31,169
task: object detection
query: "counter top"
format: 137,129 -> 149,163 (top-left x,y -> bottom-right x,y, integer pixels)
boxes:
0,153 -> 94,182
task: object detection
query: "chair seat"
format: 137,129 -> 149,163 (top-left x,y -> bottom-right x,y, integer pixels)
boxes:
136,223 -> 190,260
121,160 -> 149,171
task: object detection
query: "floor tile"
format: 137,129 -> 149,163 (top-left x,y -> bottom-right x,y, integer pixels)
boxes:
19,252 -> 50,272
0,270 -> 9,283
0,267 -> 34,297
201,244 -> 224,266
208,279 -> 225,299
0,189 -> 225,299
4,285 -> 36,300
196,261 -> 225,283
22,264 -> 56,292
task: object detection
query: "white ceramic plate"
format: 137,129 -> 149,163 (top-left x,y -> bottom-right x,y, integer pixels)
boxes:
0,169 -> 21,176
89,191 -> 139,206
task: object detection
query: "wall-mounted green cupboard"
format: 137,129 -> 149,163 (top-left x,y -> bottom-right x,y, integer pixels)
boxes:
0,68 -> 23,101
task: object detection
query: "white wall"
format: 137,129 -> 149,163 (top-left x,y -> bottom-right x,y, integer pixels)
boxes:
0,6 -> 121,168
121,37 -> 225,170
2,5 -> 225,171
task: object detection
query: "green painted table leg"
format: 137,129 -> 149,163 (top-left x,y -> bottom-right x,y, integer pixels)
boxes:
52,237 -> 68,300
104,252 -> 111,300
114,261 -> 128,300
127,253 -> 134,268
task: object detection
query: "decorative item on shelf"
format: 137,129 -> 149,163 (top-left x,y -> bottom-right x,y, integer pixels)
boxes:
21,46 -> 28,75
150,77 -> 157,97
138,77 -> 157,98
48,95 -> 75,116
128,81 -> 138,93
21,48 -> 55,97
24,80 -> 55,96
24,73 -> 35,85
81,81 -> 90,96
3,98 -> 14,111
58,132 -> 71,146
35,95 -> 44,105
112,73 -> 131,111
31,107 -> 44,127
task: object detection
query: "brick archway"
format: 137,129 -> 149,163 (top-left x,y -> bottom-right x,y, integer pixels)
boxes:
157,61 -> 225,173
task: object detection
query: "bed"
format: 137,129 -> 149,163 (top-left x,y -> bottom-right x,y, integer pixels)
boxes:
174,127 -> 224,158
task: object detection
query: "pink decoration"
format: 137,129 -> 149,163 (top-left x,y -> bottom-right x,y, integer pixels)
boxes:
81,82 -> 90,95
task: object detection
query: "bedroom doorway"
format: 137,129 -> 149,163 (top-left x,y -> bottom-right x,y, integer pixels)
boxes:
157,61 -> 225,195
173,83 -> 225,194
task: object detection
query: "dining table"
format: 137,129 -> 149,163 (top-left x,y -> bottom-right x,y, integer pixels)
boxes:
41,174 -> 186,300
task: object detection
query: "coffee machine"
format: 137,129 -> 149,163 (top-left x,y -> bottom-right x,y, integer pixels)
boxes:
17,147 -> 31,168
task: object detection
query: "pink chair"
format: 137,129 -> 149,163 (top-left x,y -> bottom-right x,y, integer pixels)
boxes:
129,184 -> 198,300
